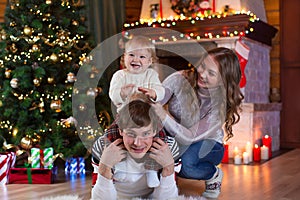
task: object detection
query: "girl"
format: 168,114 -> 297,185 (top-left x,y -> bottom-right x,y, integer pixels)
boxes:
153,47 -> 244,198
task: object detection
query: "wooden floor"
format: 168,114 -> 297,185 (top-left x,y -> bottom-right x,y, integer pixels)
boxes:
1,148 -> 300,200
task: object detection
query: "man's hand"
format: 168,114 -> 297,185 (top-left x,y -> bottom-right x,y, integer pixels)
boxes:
99,138 -> 127,179
149,138 -> 174,177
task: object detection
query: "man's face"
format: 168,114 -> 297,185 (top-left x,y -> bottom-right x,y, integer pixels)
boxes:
119,123 -> 156,159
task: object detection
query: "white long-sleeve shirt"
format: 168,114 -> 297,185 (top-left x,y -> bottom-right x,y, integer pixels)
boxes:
91,156 -> 178,200
109,68 -> 165,112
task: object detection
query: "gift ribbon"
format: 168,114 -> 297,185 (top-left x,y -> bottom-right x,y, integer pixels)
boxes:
25,163 -> 32,184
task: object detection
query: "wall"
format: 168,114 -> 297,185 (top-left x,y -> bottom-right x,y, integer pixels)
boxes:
264,0 -> 280,96
0,0 -> 5,23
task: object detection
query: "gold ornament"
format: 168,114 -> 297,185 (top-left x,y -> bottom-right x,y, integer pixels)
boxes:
67,72 -> 76,82
0,100 -> 2,107
33,78 -> 41,86
50,53 -> 58,62
31,133 -> 41,145
5,68 -> 11,78
32,44 -> 39,52
10,78 -> 18,88
73,88 -> 79,94
86,88 -> 97,97
46,0 -> 52,4
98,111 -> 111,130
79,104 -> 86,111
50,99 -> 62,112
20,136 -> 32,150
47,77 -> 54,84
10,43 -> 18,53
90,73 -> 95,79
72,20 -> 79,26
61,116 -> 77,128
0,29 -> 6,40
96,87 -> 103,94
23,26 -> 32,35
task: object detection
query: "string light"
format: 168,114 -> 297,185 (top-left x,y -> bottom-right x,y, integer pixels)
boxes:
123,12 -> 259,42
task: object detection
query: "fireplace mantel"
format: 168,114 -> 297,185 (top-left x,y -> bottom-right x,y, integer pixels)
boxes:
124,14 -> 277,46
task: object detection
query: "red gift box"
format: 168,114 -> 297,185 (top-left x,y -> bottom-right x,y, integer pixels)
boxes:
8,167 -> 54,184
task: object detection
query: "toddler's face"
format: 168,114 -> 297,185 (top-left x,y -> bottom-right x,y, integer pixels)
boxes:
124,49 -> 152,74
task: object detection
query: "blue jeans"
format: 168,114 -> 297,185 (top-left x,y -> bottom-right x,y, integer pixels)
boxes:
178,139 -> 224,180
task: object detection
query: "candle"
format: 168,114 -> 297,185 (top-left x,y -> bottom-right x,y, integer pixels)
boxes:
243,152 -> 250,164
234,154 -> 242,165
261,145 -> 269,160
245,141 -> 253,162
221,142 -> 229,163
253,144 -> 261,162
262,135 -> 272,158
233,146 -> 239,157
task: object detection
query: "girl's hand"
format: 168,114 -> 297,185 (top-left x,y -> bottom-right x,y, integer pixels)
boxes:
120,84 -> 135,100
138,87 -> 157,100
151,103 -> 167,122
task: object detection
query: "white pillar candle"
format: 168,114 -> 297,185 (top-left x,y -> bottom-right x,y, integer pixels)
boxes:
233,146 -> 239,157
245,141 -> 253,162
234,154 -> 242,165
261,145 -> 269,160
243,152 -> 250,164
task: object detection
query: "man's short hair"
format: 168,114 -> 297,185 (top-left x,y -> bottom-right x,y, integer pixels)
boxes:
117,94 -> 161,132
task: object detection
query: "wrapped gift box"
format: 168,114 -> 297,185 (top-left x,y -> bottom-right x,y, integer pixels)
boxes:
8,167 -> 54,184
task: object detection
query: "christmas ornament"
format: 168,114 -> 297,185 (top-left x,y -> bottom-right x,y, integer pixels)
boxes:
20,136 -> 32,150
61,116 -> 78,127
46,0 -> 52,4
67,72 -> 76,82
31,62 -> 39,70
33,78 -> 41,86
73,88 -> 79,94
10,43 -> 18,53
98,110 -> 111,130
0,100 -> 2,107
78,104 -> 86,111
10,78 -> 18,88
72,20 -> 79,26
96,87 -> 103,94
86,88 -> 97,97
5,68 -> 11,78
235,38 -> 250,88
198,0 -> 211,15
47,77 -> 54,84
31,133 -> 41,145
32,44 -> 39,52
0,29 -> 6,40
23,26 -> 32,35
50,99 -> 62,112
50,53 -> 58,62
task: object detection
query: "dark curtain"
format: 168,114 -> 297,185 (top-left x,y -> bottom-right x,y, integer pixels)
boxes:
84,0 -> 126,44
84,0 -> 126,121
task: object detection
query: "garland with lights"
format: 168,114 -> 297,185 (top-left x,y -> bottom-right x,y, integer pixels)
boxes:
124,11 -> 258,42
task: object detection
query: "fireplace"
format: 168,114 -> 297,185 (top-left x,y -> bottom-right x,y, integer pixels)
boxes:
123,13 -> 280,158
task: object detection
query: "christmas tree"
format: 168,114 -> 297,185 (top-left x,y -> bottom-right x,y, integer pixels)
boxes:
0,0 -> 111,159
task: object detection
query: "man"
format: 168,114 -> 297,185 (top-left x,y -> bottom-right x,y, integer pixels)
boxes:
91,95 -> 179,199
